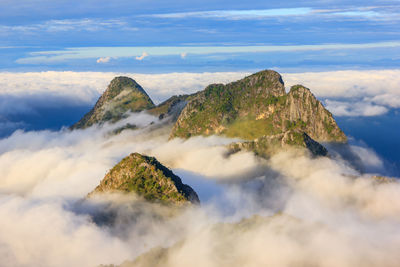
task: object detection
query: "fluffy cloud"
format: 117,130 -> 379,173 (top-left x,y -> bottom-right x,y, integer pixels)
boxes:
283,69 -> 400,116
324,100 -> 388,116
135,52 -> 149,61
0,113 -> 399,266
369,94 -> 400,108
282,69 -> 400,99
97,57 -> 112,63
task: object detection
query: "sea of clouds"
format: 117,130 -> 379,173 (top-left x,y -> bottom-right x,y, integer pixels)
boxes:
0,70 -> 399,266
0,111 -> 398,267
0,69 -> 399,116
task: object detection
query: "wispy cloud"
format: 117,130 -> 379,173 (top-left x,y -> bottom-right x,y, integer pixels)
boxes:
144,8 -> 312,20
135,52 -> 148,61
15,41 -> 400,64
143,6 -> 400,21
313,6 -> 400,21
0,18 -> 137,33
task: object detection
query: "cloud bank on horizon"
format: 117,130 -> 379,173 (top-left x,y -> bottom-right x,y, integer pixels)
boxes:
0,70 -> 398,117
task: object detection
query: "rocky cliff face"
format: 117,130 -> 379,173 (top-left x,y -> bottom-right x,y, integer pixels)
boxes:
283,85 -> 346,142
169,70 -> 346,157
170,70 -> 345,143
88,153 -> 199,205
71,77 -> 155,129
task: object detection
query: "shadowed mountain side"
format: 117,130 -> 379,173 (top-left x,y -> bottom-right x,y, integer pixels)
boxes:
229,130 -> 328,158
147,94 -> 195,121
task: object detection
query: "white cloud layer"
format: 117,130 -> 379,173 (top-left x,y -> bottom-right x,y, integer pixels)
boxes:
0,113 -> 398,266
282,69 -> 400,99
0,71 -> 249,104
283,69 -> 400,116
0,69 -> 399,117
324,100 -> 388,116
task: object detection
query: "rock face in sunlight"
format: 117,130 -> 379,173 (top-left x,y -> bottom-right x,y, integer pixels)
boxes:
71,77 -> 155,129
170,70 -> 346,157
88,152 -> 200,205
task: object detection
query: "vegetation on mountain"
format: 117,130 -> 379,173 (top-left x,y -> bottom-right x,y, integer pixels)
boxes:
168,70 -> 346,157
88,152 -> 199,205
170,70 -> 346,143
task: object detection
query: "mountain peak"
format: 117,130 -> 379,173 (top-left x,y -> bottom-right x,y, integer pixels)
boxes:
169,69 -> 346,157
88,152 -> 200,205
71,76 -> 155,129
237,69 -> 286,97
107,76 -> 149,98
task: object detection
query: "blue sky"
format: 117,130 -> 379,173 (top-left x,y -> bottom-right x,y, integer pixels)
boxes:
1,0 -> 399,72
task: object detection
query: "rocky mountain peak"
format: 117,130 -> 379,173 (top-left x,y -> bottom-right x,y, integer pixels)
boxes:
242,69 -> 286,97
169,69 -> 346,157
88,152 -> 200,205
71,76 -> 155,129
104,76 -> 150,101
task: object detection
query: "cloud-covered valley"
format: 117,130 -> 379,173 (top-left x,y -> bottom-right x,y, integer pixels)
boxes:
0,70 -> 399,266
0,111 -> 398,267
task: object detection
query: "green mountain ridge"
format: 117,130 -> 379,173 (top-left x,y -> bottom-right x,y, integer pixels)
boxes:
169,70 -> 346,157
170,70 -> 346,142
79,70 -> 348,208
